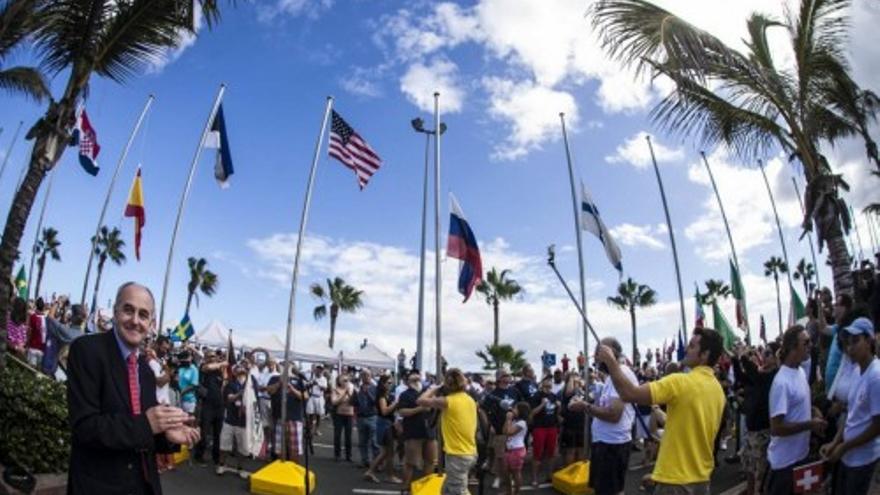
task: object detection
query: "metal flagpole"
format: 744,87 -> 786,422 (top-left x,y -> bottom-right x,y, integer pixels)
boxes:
646,136 -> 688,336
433,92 -> 443,377
26,168 -> 58,300
280,96 -> 334,462
849,205 -> 865,263
417,131 -> 429,372
158,84 -> 225,333
80,95 -> 154,307
0,121 -> 23,184
559,113 -> 589,363
759,161 -> 793,289
791,177 -> 821,289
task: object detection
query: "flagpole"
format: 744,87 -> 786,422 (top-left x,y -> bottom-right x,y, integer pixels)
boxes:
280,96 -> 334,460
0,121 -> 23,185
432,92 -> 446,377
26,168 -> 58,300
849,205 -> 865,263
158,84 -> 225,333
80,95 -> 154,307
759,161 -> 794,289
416,131 -> 429,372
791,177 -> 821,289
646,136 -> 688,336
559,113 -> 589,363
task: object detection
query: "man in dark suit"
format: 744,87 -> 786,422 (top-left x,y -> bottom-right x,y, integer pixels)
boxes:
67,282 -> 200,494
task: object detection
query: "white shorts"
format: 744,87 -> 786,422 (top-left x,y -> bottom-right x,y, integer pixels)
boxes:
306,397 -> 325,416
220,423 -> 248,456
635,414 -> 653,440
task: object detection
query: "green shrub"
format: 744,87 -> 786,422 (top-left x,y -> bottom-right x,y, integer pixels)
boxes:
0,360 -> 69,473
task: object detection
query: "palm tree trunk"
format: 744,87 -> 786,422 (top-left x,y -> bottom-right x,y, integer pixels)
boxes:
493,300 -> 500,347
329,315 -> 337,349
91,259 -> 105,316
630,306 -> 637,364
0,68 -> 86,366
825,229 -> 853,296
185,291 -> 194,316
774,276 -> 782,336
34,257 -> 46,300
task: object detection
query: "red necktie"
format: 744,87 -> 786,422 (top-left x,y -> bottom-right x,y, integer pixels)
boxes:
127,353 -> 141,415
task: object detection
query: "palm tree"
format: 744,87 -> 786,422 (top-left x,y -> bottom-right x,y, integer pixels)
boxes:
591,0 -> 879,298
0,1 -> 230,364
310,277 -> 364,349
185,257 -> 218,315
792,258 -> 817,297
607,277 -> 657,363
764,256 -> 789,335
0,0 -> 49,101
33,227 -> 60,299
90,226 -> 125,314
475,343 -> 528,374
699,279 -> 731,305
475,267 -> 523,347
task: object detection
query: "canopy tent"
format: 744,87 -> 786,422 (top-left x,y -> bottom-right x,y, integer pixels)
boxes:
237,332 -> 340,364
192,320 -> 229,347
342,343 -> 395,370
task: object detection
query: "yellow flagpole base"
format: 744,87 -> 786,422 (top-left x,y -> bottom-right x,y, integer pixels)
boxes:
411,472 -> 445,494
551,460 -> 593,495
249,460 -> 316,495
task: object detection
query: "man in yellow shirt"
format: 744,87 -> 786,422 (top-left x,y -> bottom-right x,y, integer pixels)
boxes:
596,327 -> 725,495
418,368 -> 477,495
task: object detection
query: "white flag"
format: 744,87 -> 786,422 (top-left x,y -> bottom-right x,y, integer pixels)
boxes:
580,182 -> 623,274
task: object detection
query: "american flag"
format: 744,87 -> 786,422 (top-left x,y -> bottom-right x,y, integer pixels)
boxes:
328,110 -> 382,189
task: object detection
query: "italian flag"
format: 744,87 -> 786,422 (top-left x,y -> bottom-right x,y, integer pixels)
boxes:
713,301 -> 737,352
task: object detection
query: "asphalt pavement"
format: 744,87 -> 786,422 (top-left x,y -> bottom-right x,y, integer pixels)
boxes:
163,421 -> 745,495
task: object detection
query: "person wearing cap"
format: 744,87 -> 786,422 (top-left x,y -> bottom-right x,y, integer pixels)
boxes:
821,317 -> 880,495
217,366 -> 250,477
480,367 -> 522,489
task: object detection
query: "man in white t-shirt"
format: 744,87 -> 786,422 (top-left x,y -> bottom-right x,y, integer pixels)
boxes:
306,364 -> 328,436
148,336 -> 172,405
821,317 -> 880,495
766,325 -> 827,495
574,337 -> 637,495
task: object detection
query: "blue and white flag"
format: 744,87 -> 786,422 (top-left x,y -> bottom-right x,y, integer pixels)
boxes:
205,104 -> 234,188
580,182 -> 623,274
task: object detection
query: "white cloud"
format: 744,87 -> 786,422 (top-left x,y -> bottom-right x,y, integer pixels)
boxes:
684,149 -> 802,263
609,223 -> 667,250
245,232 -> 690,370
482,78 -> 577,160
399,59 -> 465,113
257,0 -> 334,22
605,132 -> 684,169
146,4 -> 203,73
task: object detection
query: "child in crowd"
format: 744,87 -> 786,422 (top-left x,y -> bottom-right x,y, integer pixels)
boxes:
503,402 -> 530,495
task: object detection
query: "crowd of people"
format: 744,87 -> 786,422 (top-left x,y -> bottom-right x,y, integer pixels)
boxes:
3,254 -> 880,495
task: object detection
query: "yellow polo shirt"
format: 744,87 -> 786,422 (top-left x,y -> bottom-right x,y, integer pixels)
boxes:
648,366 -> 725,484
440,391 -> 477,456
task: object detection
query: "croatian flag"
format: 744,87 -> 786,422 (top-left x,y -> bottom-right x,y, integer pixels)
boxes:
71,108 -> 101,176
447,193 -> 483,302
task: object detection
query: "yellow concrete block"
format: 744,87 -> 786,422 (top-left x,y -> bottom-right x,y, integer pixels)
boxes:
172,445 -> 190,465
249,460 -> 316,495
551,461 -> 593,495
411,473 -> 445,495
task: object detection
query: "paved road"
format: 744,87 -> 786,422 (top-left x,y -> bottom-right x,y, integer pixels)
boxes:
163,423 -> 745,494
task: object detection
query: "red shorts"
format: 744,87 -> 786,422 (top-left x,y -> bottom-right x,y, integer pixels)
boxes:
531,426 -> 558,461
504,447 -> 526,472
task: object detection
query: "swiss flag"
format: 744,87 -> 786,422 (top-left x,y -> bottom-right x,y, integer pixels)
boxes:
792,460 -> 824,493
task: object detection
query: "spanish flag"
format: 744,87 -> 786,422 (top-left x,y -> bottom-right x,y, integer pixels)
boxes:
124,167 -> 145,260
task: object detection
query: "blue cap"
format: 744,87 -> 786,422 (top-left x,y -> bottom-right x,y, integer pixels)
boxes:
843,317 -> 875,338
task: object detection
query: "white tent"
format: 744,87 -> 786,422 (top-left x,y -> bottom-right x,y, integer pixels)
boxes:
192,320 -> 229,347
342,343 -> 395,370
239,332 -> 339,364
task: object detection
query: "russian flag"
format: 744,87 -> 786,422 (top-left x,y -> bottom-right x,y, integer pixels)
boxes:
71,108 -> 100,176
447,193 -> 483,302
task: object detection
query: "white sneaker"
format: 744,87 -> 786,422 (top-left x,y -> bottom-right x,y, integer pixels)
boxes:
215,466 -> 226,475
491,477 -> 500,489
239,470 -> 250,480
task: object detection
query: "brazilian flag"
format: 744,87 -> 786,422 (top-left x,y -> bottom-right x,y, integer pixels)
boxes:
170,314 -> 194,342
14,266 -> 27,299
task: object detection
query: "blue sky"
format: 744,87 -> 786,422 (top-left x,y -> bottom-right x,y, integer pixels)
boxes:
1,0 -> 879,370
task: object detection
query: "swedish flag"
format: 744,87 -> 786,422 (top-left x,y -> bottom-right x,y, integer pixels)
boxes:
170,314 -> 194,342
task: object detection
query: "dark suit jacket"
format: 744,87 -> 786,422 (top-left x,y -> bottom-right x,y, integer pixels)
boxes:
67,330 -> 177,495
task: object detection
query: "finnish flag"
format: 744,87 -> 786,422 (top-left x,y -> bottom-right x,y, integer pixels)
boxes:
580,182 -> 623,274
